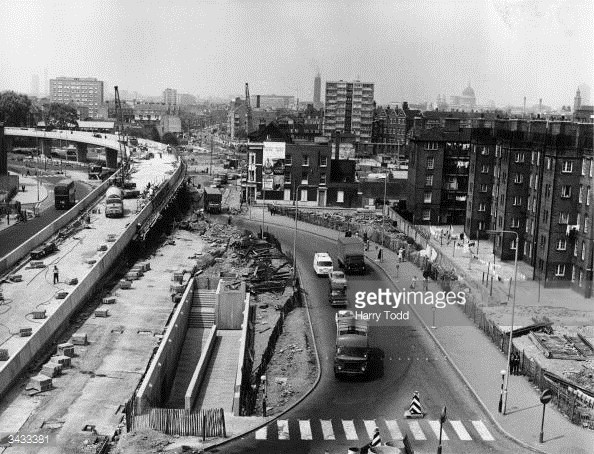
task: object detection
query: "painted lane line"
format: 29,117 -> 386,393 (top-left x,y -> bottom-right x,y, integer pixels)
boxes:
342,420 -> 358,440
408,420 -> 427,440
320,420 -> 335,440
277,420 -> 290,440
428,420 -> 449,440
472,420 -> 495,441
385,420 -> 403,440
363,420 -> 377,440
255,426 -> 267,440
299,420 -> 312,440
450,420 -> 472,441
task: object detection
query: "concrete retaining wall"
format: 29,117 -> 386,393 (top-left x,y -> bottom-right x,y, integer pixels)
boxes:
233,294 -> 252,416
135,277 -> 194,414
0,159 -> 185,401
184,325 -> 217,411
215,280 -> 246,329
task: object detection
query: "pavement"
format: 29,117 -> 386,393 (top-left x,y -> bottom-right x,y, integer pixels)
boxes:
0,172 -> 49,232
222,206 -> 594,454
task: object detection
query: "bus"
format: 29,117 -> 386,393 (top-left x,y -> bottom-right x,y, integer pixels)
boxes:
54,179 -> 76,210
105,186 -> 124,218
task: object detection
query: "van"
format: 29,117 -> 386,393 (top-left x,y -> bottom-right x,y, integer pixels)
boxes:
313,252 -> 334,277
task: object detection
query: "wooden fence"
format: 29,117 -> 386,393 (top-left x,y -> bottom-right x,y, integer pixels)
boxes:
128,407 -> 226,438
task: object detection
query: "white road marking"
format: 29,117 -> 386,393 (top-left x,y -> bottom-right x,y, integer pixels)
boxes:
255,426 -> 267,440
363,420 -> 377,439
385,420 -> 403,440
342,420 -> 358,440
277,419 -> 290,440
408,420 -> 427,440
450,420 -> 472,441
472,420 -> 495,441
428,420 -> 449,440
320,420 -> 335,440
299,420 -> 312,440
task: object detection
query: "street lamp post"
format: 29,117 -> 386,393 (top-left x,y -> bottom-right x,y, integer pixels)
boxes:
293,184 -> 305,281
381,170 -> 388,248
487,229 -> 519,415
498,369 -> 506,413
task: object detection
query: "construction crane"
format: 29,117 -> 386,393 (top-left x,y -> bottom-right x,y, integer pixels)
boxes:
245,83 -> 253,136
114,86 -> 129,187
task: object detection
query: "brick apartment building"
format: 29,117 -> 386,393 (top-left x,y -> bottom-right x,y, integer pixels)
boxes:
464,119 -> 593,296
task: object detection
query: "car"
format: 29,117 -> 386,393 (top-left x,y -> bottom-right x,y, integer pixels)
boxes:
30,242 -> 58,260
313,252 -> 334,277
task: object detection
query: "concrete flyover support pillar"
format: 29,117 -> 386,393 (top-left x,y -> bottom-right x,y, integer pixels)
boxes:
39,138 -> 52,158
0,123 -> 6,175
105,148 -> 118,169
76,142 -> 88,163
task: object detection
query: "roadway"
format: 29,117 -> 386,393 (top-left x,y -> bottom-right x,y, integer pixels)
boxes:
223,218 -> 526,454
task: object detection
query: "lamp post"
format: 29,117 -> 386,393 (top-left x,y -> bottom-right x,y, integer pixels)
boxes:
498,369 -> 506,413
487,229 -> 519,415
381,169 -> 388,248
261,185 -> 266,239
293,184 -> 305,281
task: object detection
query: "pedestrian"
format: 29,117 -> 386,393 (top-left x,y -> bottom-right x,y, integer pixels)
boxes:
377,248 -> 383,262
395,262 -> 400,278
411,276 -> 417,290
53,265 -> 59,284
423,276 -> 429,291
398,248 -> 404,263
227,215 -> 232,225
512,353 -> 517,375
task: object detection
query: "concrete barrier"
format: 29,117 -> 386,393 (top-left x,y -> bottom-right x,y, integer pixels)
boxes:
135,277 -> 194,414
184,325 -> 217,410
232,294 -> 252,416
0,159 -> 186,401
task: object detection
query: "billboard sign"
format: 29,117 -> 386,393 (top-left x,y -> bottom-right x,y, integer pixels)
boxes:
262,142 -> 286,191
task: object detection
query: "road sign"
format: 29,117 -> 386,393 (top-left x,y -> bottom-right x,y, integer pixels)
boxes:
540,389 -> 552,405
440,406 -> 447,423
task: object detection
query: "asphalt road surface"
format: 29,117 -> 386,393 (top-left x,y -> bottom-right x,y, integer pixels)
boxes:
0,180 -> 93,258
215,219 -> 528,454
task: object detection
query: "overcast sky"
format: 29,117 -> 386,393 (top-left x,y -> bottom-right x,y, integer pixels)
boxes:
0,0 -> 592,107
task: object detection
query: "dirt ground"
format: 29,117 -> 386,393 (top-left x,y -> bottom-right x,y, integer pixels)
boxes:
254,306 -> 318,417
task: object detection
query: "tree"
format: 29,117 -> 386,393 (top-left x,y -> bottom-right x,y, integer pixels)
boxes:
162,132 -> 179,146
43,102 -> 78,128
0,91 -> 32,126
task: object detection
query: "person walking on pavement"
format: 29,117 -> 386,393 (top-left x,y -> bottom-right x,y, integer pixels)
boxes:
411,275 -> 417,290
422,276 -> 429,291
53,265 -> 59,284
398,247 -> 404,262
395,262 -> 400,278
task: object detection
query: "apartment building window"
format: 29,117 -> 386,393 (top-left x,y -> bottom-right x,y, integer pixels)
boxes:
532,198 -> 537,213
556,238 -> 567,250
540,235 -> 546,251
546,157 -> 552,170
515,152 -> 525,163
285,155 -> 292,165
526,219 -> 531,234
514,174 -> 524,184
498,216 -> 503,228
531,151 -> 536,164
285,172 -> 291,184
579,270 -> 584,287
320,156 -> 328,167
560,185 -> 572,198
574,242 -> 578,257
555,264 -> 566,276
480,184 -> 488,193
562,161 -> 573,173
249,153 -> 256,165
301,172 -> 309,184
534,174 -> 539,190
590,160 -> 593,177
543,210 -> 549,223
511,218 -> 520,228
302,156 -> 310,166
425,175 -> 433,186
422,209 -> 431,221
579,185 -> 583,203
510,239 -> 517,250
478,221 -> 485,230
558,212 -> 569,224
584,214 -> 589,234
529,174 -> 533,187
424,192 -> 432,203
480,147 -> 489,155
427,157 -> 434,169
248,170 -> 255,182
426,142 -> 438,150
513,196 -> 522,206
502,172 -> 507,184
478,203 -> 486,212
320,173 -> 327,185
572,265 -> 576,282
587,187 -> 591,206
336,190 -> 344,203
582,241 -> 586,260
481,164 -> 489,174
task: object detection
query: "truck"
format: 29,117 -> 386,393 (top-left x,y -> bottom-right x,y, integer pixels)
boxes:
203,187 -> 222,213
334,310 -> 370,378
105,186 -> 124,218
336,236 -> 367,274
328,270 -> 348,307
88,165 -> 103,180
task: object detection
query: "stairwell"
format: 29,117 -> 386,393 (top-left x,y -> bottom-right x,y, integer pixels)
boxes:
189,289 -> 216,328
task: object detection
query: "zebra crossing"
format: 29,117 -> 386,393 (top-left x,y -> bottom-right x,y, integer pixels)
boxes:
254,418 -> 495,442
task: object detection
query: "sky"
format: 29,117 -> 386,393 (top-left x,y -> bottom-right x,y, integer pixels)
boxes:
0,0 -> 592,108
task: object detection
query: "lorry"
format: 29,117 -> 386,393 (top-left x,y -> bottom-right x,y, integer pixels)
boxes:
105,186 -> 124,218
334,310 -> 370,378
336,236 -> 367,274
328,270 -> 348,307
203,187 -> 222,213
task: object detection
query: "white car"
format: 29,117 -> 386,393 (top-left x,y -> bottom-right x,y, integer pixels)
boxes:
313,252 -> 334,277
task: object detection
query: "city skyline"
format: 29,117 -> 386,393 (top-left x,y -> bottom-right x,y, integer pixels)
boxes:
0,0 -> 592,108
